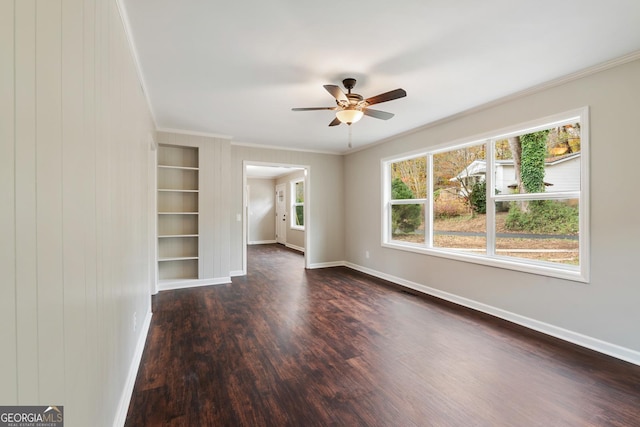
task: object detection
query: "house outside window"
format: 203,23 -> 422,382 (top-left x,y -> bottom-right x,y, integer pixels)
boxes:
382,108 -> 589,282
291,179 -> 304,230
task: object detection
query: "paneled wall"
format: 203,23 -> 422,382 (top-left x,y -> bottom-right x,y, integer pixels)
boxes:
1,0 -> 155,425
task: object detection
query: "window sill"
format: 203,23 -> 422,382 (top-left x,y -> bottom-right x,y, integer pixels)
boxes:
381,241 -> 588,283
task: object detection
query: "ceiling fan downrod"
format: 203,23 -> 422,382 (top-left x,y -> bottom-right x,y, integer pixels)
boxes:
342,78 -> 357,94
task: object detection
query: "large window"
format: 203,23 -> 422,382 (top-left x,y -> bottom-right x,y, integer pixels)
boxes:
291,179 -> 304,230
382,108 -> 589,282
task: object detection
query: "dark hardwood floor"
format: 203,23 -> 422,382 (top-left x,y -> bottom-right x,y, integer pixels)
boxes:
126,244 -> 640,426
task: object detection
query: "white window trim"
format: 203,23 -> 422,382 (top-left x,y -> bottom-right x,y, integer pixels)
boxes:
291,178 -> 305,230
381,107 -> 590,283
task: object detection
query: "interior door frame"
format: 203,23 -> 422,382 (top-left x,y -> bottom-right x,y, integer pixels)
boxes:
242,160 -> 310,274
275,183 -> 287,245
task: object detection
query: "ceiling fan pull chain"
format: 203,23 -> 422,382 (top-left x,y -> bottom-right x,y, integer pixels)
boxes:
348,125 -> 352,149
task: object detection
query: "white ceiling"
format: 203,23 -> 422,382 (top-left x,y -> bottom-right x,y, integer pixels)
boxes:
121,0 -> 640,154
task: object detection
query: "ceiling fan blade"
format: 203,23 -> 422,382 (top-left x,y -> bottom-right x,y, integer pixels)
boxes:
363,108 -> 394,120
365,88 -> 407,106
328,117 -> 342,127
292,107 -> 337,111
324,85 -> 349,102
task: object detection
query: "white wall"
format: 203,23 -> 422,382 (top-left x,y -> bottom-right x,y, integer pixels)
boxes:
1,0 -> 155,425
247,178 -> 276,243
231,146 -> 344,271
344,58 -> 640,360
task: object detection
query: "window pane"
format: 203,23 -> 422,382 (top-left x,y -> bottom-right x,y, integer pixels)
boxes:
391,203 -> 425,244
435,144 -> 486,200
433,144 -> 486,253
494,123 -> 581,195
391,157 -> 427,199
496,199 -> 579,265
295,181 -> 304,203
295,205 -> 304,226
433,214 -> 486,254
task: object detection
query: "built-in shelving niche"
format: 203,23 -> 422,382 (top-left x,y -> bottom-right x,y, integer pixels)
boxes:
157,144 -> 199,284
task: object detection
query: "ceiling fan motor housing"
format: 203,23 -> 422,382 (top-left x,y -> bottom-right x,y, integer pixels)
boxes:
346,93 -> 364,107
342,78 -> 357,91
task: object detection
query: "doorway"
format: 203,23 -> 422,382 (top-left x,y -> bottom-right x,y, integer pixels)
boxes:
243,161 -> 310,274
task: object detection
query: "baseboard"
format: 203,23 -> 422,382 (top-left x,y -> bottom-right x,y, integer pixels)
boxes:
285,243 -> 304,253
345,262 -> 640,366
158,277 -> 231,291
308,260 -> 346,269
112,309 -> 153,427
248,240 -> 277,245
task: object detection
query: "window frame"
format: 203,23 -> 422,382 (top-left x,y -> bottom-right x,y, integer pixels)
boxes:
386,155 -> 428,246
381,107 -> 589,283
291,178 -> 305,230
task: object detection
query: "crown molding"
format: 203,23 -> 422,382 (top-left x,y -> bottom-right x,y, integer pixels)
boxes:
156,128 -> 232,140
115,0 -> 158,128
231,140 -> 342,156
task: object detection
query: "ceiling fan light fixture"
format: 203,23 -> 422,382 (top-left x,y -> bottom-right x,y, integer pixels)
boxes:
336,108 -> 364,125
292,78 -> 406,128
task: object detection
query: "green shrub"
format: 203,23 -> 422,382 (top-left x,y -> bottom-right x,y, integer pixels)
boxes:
469,181 -> 501,214
391,178 -> 422,233
505,200 -> 578,234
469,181 -> 487,214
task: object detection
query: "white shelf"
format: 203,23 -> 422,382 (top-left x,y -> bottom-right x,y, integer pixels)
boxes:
158,188 -> 199,193
158,256 -> 199,262
158,234 -> 199,238
158,164 -> 199,171
158,212 -> 199,215
157,214 -> 198,235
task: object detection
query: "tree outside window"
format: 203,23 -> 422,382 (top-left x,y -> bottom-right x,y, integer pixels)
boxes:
291,179 -> 304,229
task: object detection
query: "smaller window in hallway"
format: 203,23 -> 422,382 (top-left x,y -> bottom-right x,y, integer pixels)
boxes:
291,179 -> 304,230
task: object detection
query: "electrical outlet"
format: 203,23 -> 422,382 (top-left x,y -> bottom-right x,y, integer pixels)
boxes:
365,250 -> 370,259
133,312 -> 137,332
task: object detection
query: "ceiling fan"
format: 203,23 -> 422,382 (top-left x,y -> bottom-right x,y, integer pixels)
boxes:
292,78 -> 407,126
